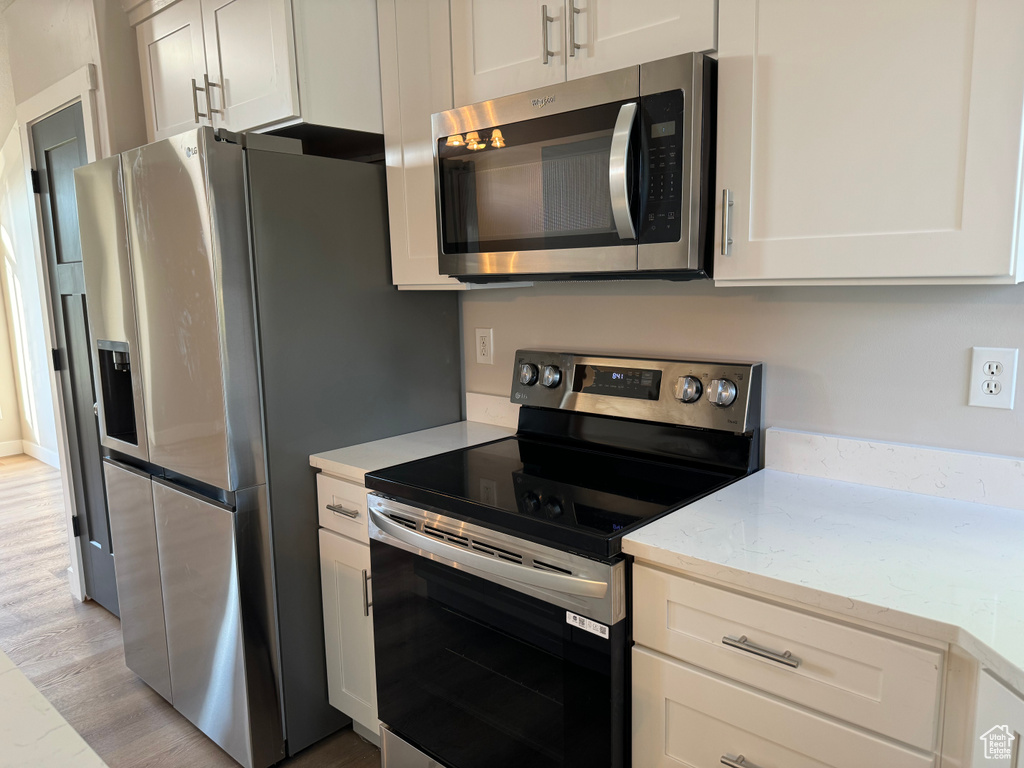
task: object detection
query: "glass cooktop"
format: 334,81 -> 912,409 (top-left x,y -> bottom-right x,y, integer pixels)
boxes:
364,436 -> 740,559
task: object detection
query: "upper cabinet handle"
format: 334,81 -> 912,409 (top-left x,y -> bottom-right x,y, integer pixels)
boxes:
569,1 -> 581,57
204,74 -> 222,116
191,78 -> 206,123
541,5 -> 556,64
721,189 -> 734,256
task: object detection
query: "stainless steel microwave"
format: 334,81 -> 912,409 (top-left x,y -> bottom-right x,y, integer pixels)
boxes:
431,52 -> 716,283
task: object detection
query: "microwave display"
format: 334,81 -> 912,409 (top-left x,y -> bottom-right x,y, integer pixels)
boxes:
651,120 -> 676,138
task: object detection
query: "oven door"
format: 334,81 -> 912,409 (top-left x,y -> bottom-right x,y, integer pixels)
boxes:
368,497 -> 627,768
432,66 -> 641,280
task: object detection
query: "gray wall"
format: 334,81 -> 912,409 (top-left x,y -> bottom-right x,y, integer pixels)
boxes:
460,280 -> 1024,457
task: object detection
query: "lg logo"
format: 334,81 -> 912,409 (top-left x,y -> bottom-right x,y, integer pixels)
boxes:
185,146 -> 199,158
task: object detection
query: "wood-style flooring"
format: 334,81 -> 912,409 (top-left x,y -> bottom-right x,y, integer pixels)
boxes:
0,454 -> 380,767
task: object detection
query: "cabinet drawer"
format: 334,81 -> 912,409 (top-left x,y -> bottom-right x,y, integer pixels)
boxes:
633,647 -> 934,768
317,473 -> 369,542
633,565 -> 943,751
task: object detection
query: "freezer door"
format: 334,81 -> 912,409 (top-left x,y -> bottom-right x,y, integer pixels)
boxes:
121,128 -> 263,491
102,459 -> 170,700
75,156 -> 149,461
152,478 -> 283,768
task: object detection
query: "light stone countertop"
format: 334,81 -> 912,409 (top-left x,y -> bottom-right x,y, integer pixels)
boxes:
0,647 -> 106,767
309,420 -> 514,483
623,468 -> 1024,697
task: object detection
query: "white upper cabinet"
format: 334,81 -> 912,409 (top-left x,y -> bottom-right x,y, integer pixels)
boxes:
378,0 -> 464,288
451,0 -> 566,106
133,0 -> 382,141
451,0 -> 715,105
200,0 -> 299,133
137,0 -> 209,140
715,0 -> 1024,285
564,0 -> 716,81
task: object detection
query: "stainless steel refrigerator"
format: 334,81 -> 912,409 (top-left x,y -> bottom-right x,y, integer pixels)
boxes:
74,128 -> 462,767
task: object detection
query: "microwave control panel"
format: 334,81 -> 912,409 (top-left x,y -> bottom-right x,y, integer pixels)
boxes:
639,89 -> 684,244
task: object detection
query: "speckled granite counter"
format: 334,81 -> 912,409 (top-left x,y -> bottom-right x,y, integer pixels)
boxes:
624,432 -> 1024,698
0,647 -> 106,767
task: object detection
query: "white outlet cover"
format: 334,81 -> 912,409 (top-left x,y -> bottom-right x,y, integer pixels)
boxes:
475,328 -> 493,365
968,347 -> 1018,409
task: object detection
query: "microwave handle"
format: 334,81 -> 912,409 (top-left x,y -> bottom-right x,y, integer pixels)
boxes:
609,101 -> 638,241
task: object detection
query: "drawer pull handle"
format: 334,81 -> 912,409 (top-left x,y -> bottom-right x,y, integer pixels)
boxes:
722,755 -> 764,768
722,635 -> 801,668
327,503 -> 359,519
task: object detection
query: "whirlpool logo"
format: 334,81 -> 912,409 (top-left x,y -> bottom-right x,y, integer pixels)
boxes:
531,95 -> 556,108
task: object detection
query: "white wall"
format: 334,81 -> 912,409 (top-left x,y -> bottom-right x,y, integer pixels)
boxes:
4,0 -> 145,157
0,125 -> 58,460
460,280 -> 1024,458
0,222 -> 20,451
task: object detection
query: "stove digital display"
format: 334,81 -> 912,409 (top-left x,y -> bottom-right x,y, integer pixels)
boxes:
577,365 -> 661,400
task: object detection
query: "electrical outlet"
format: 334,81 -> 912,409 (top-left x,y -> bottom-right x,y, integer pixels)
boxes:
475,328 -> 493,365
968,347 -> 1018,409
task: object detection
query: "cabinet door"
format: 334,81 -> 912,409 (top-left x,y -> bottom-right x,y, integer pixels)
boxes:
632,647 -> 934,768
377,0 -> 464,288
136,0 -> 209,142
201,0 -> 299,132
451,0 -> 566,106
972,672 -> 1024,767
564,0 -> 716,81
715,0 -> 1024,284
319,529 -> 379,734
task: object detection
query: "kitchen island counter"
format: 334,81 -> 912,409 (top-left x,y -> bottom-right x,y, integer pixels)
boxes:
0,647 -> 107,767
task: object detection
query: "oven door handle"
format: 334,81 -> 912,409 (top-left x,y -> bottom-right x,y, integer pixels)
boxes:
609,101 -> 638,241
369,507 -> 609,599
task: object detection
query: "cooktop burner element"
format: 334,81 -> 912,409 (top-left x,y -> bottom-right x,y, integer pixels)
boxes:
366,351 -> 763,559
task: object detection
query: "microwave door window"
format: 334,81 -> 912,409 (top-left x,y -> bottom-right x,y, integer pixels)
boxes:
438,101 -> 639,255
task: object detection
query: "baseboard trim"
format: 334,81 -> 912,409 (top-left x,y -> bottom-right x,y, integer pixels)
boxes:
0,439 -> 22,457
22,441 -> 60,468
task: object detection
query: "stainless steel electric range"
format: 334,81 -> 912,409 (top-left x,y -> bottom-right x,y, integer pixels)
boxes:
364,350 -> 764,768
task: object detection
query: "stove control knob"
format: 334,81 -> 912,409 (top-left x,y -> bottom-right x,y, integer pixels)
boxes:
522,493 -> 541,514
519,363 -> 539,386
707,378 -> 738,407
674,376 -> 703,403
542,498 -> 563,518
541,365 -> 562,388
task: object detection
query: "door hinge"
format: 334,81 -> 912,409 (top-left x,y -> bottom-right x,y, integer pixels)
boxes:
71,515 -> 81,537
51,348 -> 62,371
30,169 -> 40,194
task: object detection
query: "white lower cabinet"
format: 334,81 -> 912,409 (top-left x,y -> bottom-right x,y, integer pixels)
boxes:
633,648 -> 934,768
318,512 -> 379,740
972,671 -> 1024,767
632,564 -> 942,767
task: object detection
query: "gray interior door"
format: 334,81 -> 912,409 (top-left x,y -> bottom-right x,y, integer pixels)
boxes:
33,103 -> 118,616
